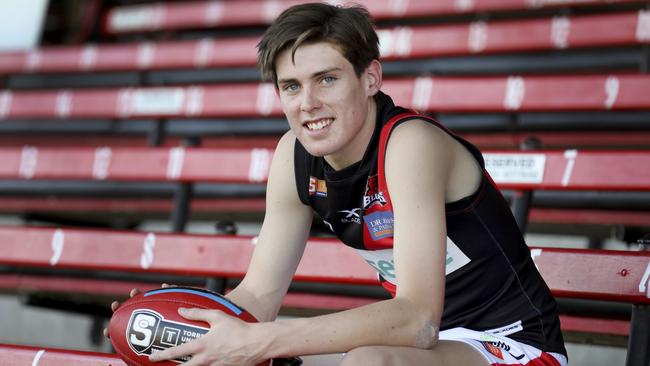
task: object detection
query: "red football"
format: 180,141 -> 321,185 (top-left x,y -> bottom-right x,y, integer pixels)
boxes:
108,286 -> 270,366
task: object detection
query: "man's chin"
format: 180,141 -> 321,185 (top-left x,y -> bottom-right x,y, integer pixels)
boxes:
294,136 -> 329,156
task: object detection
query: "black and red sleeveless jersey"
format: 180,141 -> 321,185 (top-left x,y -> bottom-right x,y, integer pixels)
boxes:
293,91 -> 566,356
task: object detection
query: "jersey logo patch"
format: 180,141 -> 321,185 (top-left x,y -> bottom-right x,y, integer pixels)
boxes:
363,175 -> 386,208
479,334 -> 526,361
445,237 -> 471,274
481,342 -> 504,360
308,176 -> 327,197
355,237 -> 472,286
338,208 -> 361,224
364,211 -> 394,240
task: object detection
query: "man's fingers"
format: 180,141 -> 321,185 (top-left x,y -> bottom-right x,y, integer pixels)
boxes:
149,340 -> 202,362
177,307 -> 223,324
178,354 -> 206,366
111,288 -> 139,313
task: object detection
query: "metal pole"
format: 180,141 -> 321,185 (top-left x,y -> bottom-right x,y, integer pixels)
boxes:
625,304 -> 650,366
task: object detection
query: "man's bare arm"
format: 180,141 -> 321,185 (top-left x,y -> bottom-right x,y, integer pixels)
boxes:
226,131 -> 313,322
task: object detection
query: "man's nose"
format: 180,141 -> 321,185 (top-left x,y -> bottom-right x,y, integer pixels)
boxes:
300,87 -> 322,112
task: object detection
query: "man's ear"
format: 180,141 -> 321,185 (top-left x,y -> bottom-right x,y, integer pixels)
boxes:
365,60 -> 383,96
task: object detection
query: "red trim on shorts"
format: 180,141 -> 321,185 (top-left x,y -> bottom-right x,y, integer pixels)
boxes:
491,352 -> 561,366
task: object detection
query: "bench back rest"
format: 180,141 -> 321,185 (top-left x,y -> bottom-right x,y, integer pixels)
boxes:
1,147 -> 649,191
2,75 -> 650,120
1,226 -> 648,304
102,0 -> 647,34
0,11 -> 647,75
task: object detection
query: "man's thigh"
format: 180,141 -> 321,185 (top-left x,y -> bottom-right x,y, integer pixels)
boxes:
339,340 -> 489,366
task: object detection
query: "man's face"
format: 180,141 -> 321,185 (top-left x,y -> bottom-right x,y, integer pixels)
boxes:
275,41 -> 380,165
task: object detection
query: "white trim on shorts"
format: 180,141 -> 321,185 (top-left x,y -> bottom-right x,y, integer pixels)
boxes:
439,327 -> 568,366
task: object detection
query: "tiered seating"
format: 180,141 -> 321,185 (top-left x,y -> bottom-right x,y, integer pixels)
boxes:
1,11 -> 647,74
2,74 -> 649,118
0,147 -> 647,232
0,344 -> 125,366
0,146 -> 272,229
1,0 -> 649,363
1,5 -> 648,152
102,0 -> 648,34
0,146 -> 273,182
0,147 -> 648,189
1,226 -> 649,364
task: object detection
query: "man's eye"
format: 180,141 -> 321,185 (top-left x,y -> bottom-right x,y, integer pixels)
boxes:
283,84 -> 299,92
322,76 -> 336,84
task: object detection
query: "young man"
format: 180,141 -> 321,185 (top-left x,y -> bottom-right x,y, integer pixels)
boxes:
124,3 -> 567,365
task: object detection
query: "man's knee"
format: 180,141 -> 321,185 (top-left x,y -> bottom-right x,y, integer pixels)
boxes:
339,346 -> 393,366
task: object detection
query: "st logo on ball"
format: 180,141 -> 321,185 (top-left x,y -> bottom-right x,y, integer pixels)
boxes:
109,287 -> 269,366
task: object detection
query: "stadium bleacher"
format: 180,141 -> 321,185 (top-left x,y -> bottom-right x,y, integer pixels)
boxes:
1,10 -> 647,74
1,0 -> 649,365
1,227 -> 649,364
0,343 -> 125,366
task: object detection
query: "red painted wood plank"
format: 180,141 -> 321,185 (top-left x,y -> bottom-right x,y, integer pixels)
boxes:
3,11 -> 646,74
0,274 -> 635,336
0,344 -> 124,366
0,147 -> 273,183
0,197 -> 266,214
104,0 -> 645,34
0,274 -> 159,297
529,208 -> 650,227
2,75 -> 649,119
483,150 -> 650,191
0,226 -> 648,302
282,292 -> 378,311
0,227 -> 377,285
0,136 -> 281,149
481,131 -> 650,150
559,315 -> 630,336
2,131 -> 648,151
1,147 -> 648,191
0,196 -> 646,230
531,248 -> 650,303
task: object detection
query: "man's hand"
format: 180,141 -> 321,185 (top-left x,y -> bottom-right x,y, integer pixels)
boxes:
148,307 -> 269,366
103,284 -> 172,339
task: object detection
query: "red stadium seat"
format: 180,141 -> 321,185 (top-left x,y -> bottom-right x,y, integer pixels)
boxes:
0,147 -> 647,233
1,11 -> 647,75
0,146 -> 273,183
0,226 -> 648,363
102,0 -> 647,34
2,1 -> 649,365
0,147 -> 648,190
1,75 -> 649,120
0,344 -> 125,366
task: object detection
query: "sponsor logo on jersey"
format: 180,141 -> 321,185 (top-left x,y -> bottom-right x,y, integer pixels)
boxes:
338,208 -> 361,224
355,249 -> 396,282
482,341 -> 504,359
444,237 -> 471,274
355,237 -> 471,286
363,175 -> 386,208
364,211 -> 394,240
127,309 -> 208,363
308,176 -> 327,197
479,334 -> 526,361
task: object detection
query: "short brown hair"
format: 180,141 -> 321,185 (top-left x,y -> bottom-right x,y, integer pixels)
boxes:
257,2 -> 379,84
